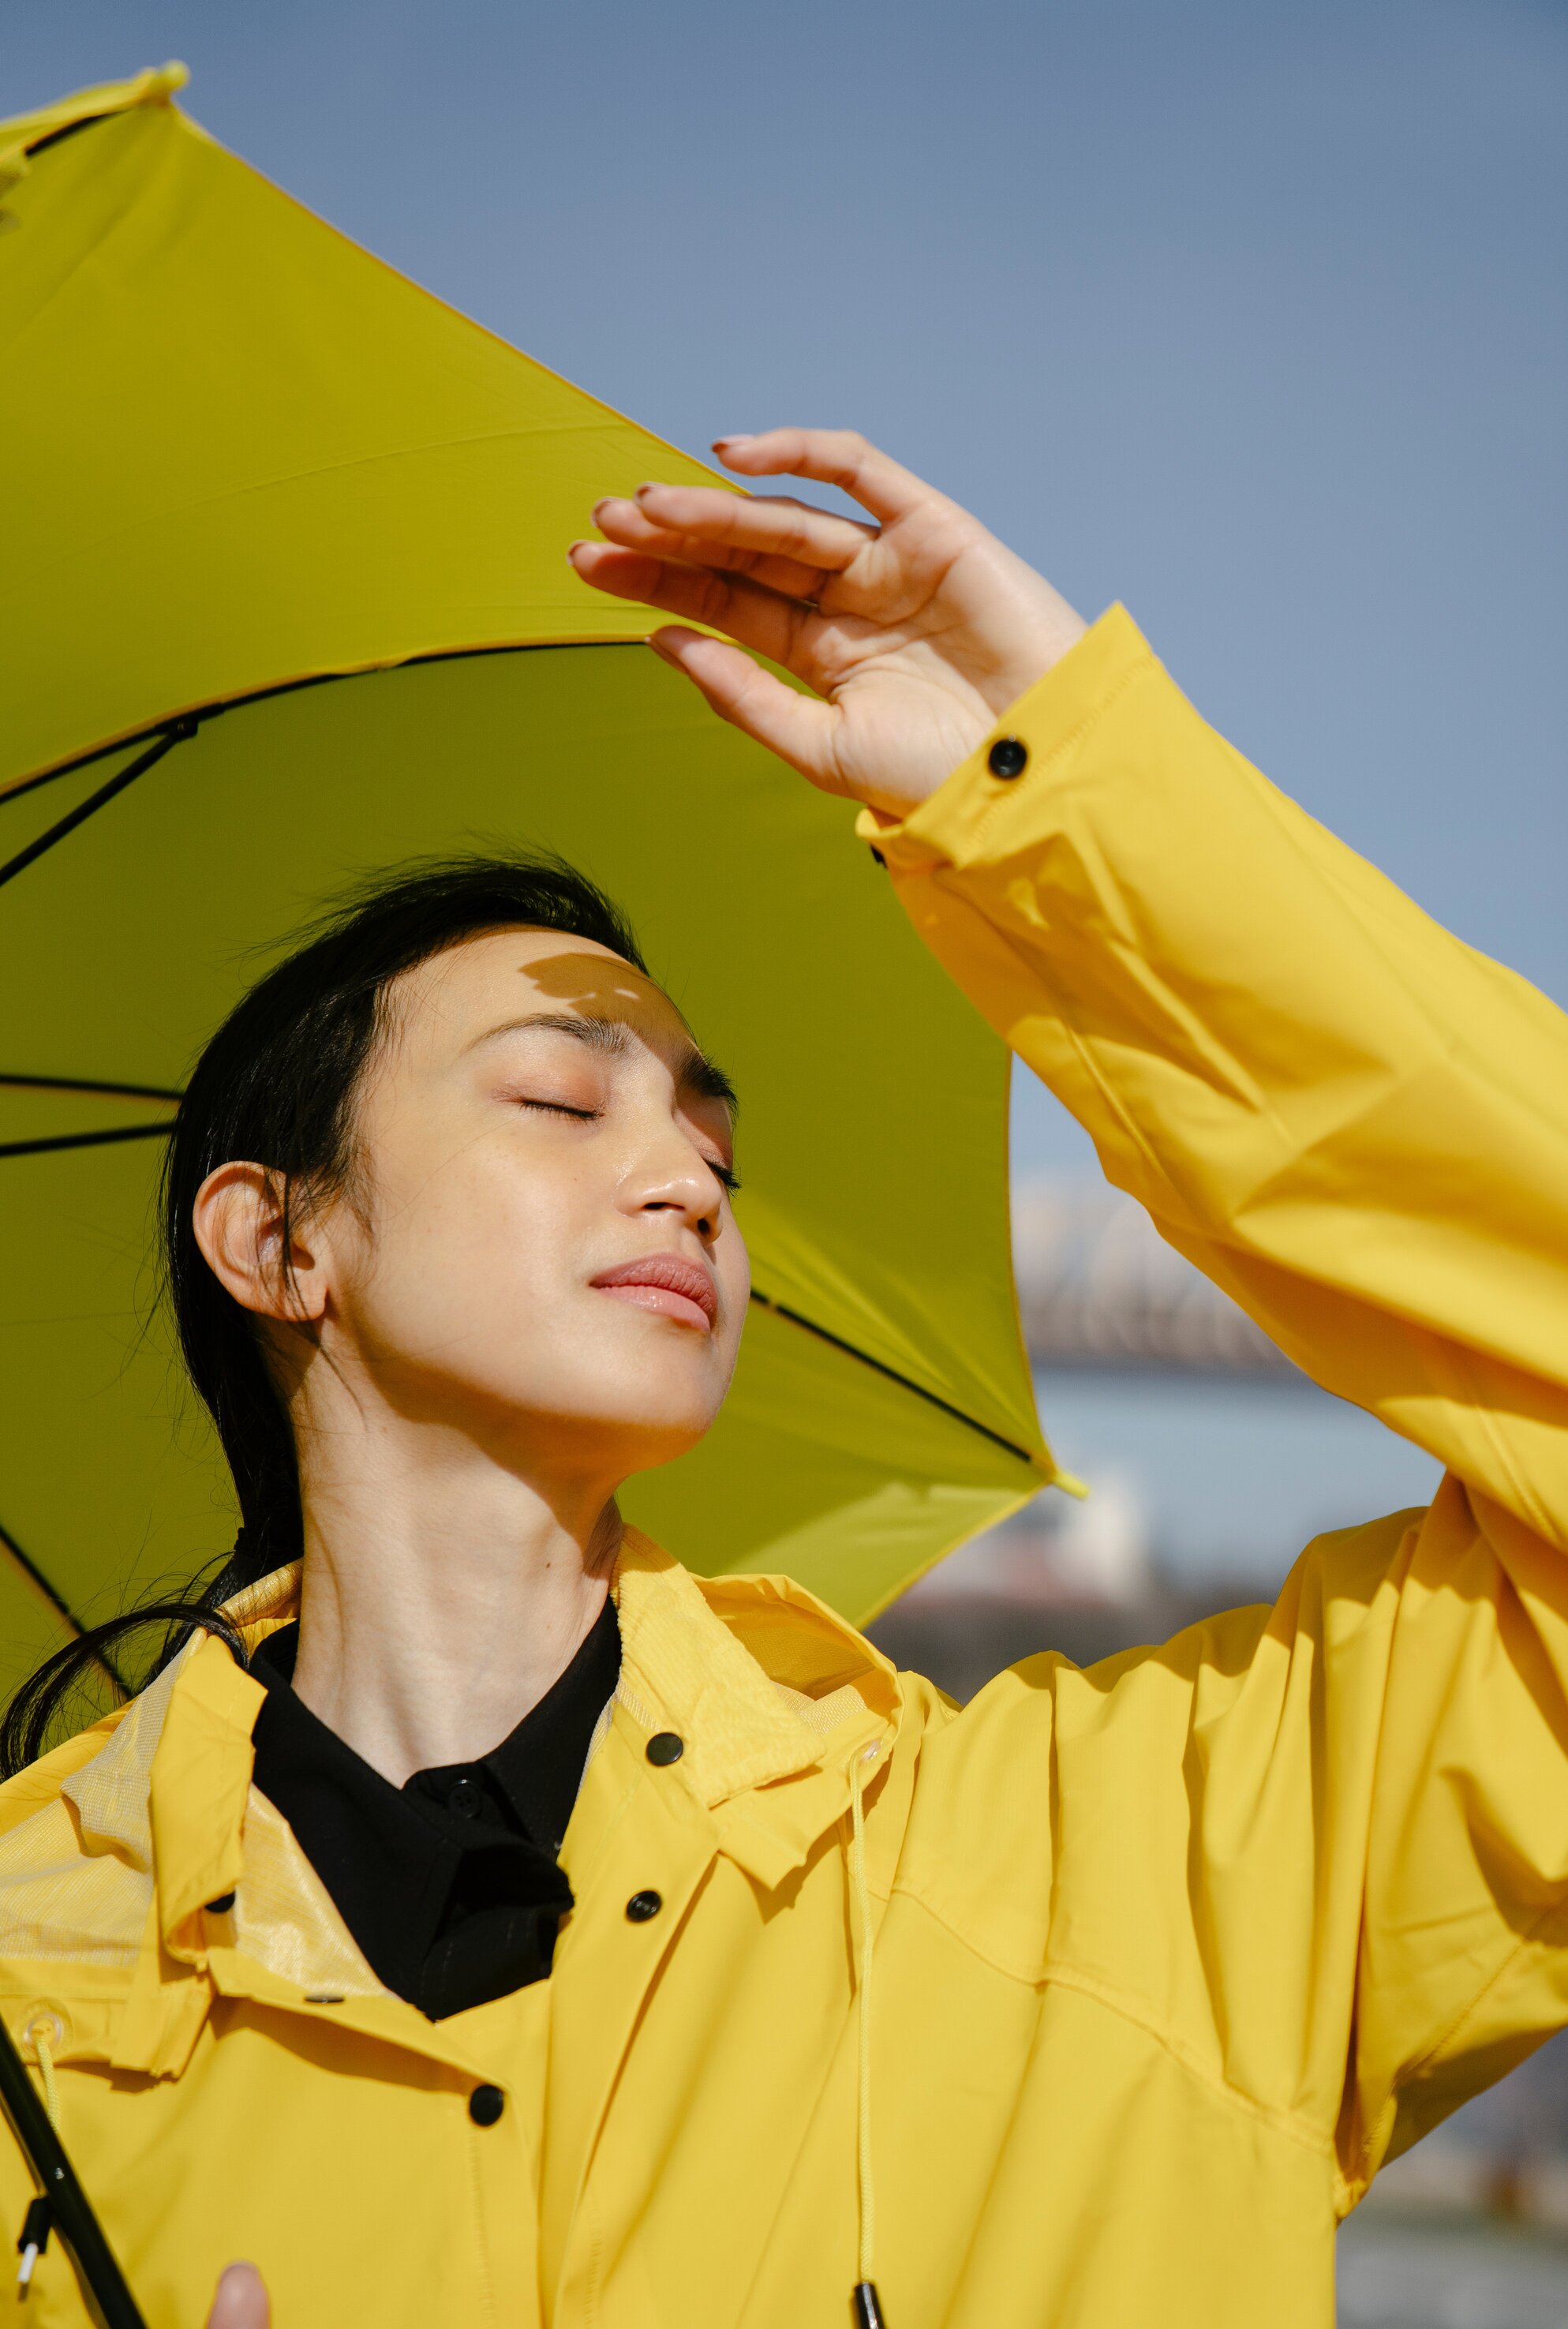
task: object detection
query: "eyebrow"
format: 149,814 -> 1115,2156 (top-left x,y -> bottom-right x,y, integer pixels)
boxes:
470,1012 -> 738,1116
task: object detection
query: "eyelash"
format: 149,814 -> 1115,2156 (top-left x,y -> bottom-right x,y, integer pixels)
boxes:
518,1100 -> 740,1196
519,1099 -> 600,1121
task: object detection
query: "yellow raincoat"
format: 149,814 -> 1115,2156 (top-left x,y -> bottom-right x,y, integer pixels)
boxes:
3,607 -> 1567,2328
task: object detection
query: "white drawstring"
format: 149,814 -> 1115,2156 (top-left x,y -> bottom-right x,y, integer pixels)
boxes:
16,2020 -> 62,2292
27,2023 -> 60,2132
849,1750 -> 885,2329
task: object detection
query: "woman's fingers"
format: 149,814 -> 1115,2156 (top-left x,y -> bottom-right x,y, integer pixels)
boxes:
647,628 -> 844,790
589,496 -> 836,607
713,429 -> 935,527
206,2263 -> 270,2329
567,541 -> 816,675
621,485 -> 875,572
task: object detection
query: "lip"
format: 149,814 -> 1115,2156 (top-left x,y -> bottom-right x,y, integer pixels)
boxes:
589,1251 -> 718,1332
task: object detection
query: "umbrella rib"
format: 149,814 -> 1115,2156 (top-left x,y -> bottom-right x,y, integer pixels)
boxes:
0,721 -> 196,894
0,1123 -> 174,1161
0,1515 -> 129,1698
0,640 -> 640,812
747,1290 -> 1037,1466
0,1073 -> 183,1102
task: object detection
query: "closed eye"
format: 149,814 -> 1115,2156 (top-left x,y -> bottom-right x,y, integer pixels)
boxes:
517,1098 -> 601,1121
516,1097 -> 738,1190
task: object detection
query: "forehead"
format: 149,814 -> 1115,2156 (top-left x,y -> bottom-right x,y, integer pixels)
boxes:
387,925 -> 694,1054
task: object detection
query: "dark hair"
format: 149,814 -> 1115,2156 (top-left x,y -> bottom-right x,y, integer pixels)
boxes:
0,853 -> 646,1778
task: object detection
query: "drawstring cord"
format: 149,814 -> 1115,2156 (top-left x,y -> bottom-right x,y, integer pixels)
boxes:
15,2021 -> 61,2291
849,1750 -> 886,2329
28,2028 -> 60,2136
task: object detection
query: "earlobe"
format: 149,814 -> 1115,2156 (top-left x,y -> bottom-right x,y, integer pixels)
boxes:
191,1163 -> 328,1325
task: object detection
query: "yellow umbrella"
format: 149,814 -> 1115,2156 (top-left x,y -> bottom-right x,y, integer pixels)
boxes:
0,65 -> 1065,1699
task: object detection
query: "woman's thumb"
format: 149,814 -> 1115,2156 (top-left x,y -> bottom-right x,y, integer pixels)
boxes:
206,2261 -> 270,2329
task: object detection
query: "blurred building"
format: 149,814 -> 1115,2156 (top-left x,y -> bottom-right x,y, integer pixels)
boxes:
1010,1174 -> 1294,1380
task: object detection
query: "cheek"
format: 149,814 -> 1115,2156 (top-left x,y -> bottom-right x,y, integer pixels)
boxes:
359,1141 -> 589,1324
717,1227 -> 750,1345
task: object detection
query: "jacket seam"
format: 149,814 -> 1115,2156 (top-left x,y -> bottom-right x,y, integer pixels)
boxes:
922,873 -> 1173,1197
893,1883 -> 1331,2159
1038,1960 -> 1335,2159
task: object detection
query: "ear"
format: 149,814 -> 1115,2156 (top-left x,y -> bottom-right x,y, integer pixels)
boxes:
191,1163 -> 331,1326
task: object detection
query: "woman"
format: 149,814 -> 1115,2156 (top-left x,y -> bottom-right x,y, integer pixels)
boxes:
2,429 -> 1566,2329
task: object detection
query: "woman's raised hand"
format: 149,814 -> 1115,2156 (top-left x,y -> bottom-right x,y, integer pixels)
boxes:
570,429 -> 1086,821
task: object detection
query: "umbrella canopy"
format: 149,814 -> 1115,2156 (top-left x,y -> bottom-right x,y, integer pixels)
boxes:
0,66 -> 1066,1698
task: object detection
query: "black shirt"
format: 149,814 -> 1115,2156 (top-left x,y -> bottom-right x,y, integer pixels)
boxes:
249,1597 -> 620,2020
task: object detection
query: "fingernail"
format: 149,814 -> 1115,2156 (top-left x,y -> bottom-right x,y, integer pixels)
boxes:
713,435 -> 754,450
567,542 -> 586,563
633,481 -> 662,500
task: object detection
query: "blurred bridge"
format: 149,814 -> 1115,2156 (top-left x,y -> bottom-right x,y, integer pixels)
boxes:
1012,1178 -> 1300,1380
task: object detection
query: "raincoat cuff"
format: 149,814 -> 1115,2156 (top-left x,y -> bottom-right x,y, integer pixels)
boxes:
853,602 -> 1157,872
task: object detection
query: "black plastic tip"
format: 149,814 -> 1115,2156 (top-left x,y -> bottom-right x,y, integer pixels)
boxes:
17,2195 -> 52,2256
851,2281 -> 886,2329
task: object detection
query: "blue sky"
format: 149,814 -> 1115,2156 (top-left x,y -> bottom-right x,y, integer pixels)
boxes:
5,2 -> 1561,1575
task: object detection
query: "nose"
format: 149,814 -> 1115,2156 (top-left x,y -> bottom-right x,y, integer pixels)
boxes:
620,1122 -> 728,1241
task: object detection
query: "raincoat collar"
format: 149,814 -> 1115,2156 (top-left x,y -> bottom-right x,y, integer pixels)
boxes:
54,1526 -> 902,1983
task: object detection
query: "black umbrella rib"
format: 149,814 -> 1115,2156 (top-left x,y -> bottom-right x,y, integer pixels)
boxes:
0,1123 -> 174,1160
747,1289 -> 1037,1466
0,1517 -> 132,1697
0,1073 -> 183,1102
0,1515 -> 84,1634
0,641 -> 632,813
0,720 -> 196,893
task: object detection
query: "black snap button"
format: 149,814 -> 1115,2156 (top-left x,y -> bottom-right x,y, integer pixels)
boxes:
204,1892 -> 236,1915
987,736 -> 1028,779
447,1775 -> 483,1819
646,1732 -> 684,1766
468,2084 -> 506,2126
625,1889 -> 664,1923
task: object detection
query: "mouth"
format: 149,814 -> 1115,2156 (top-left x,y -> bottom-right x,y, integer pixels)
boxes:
589,1251 -> 718,1332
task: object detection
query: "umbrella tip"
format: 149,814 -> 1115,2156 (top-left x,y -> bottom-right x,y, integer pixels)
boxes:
143,61 -> 190,103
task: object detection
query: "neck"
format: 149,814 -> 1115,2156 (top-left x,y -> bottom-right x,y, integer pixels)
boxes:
287,1396 -> 619,1788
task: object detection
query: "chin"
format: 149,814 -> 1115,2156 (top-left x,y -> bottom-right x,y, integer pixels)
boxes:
487,1354 -> 729,1473
608,1373 -> 735,1466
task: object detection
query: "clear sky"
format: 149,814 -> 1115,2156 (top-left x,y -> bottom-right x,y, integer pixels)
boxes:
6,5 -> 1562,1159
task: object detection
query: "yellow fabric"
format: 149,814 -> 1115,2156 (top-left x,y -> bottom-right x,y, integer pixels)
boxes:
4,612 -> 1568,2326
0,73 -> 702,793
0,62 -> 188,203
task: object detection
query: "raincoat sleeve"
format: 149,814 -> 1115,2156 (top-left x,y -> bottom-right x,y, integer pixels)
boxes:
865,605 -> 1568,2201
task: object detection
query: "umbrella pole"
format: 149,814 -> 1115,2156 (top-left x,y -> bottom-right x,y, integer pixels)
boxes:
0,2016 -> 147,2329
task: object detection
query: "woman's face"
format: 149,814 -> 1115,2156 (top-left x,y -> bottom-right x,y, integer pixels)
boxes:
291,926 -> 749,1481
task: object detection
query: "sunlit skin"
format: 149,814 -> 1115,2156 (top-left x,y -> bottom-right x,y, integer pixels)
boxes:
200,428 -> 1085,2327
